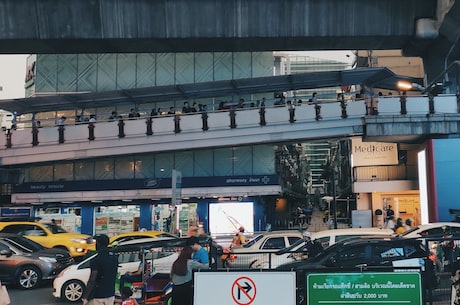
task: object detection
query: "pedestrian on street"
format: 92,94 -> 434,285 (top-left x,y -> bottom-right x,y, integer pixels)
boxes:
170,246 -> 208,305
81,234 -> 118,305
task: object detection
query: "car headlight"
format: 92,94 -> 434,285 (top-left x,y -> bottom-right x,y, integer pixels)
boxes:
72,238 -> 88,244
39,256 -> 58,263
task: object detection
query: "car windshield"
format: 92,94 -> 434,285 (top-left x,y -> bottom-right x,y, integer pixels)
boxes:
43,223 -> 68,234
3,235 -> 45,253
399,226 -> 419,237
275,239 -> 305,254
243,234 -> 264,248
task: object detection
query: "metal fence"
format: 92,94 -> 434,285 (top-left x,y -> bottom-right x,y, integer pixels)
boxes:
219,236 -> 460,305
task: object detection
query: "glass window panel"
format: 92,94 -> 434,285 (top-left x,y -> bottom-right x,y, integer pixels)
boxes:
135,155 -> 154,179
54,163 -> 74,181
35,111 -> 58,127
175,151 -> 194,177
23,168 -> 30,183
56,110 -> 77,125
253,145 -> 275,174
95,159 -> 114,180
29,165 -> 53,182
139,103 -> 157,117
115,157 -> 134,179
234,147 -> 252,175
117,105 -> 133,118
75,161 -> 94,181
155,153 -> 173,178
96,106 -> 115,122
195,150 -> 213,177
214,148 -> 232,176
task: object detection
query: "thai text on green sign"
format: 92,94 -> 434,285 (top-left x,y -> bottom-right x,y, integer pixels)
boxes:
307,272 -> 422,305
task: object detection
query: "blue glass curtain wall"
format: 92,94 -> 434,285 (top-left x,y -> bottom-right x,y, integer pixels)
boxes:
23,144 -> 276,183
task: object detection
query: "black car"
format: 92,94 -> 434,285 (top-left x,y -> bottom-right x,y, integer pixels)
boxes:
276,236 -> 437,305
0,233 -> 74,289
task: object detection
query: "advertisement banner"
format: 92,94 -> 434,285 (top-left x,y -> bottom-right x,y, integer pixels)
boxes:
351,137 -> 398,167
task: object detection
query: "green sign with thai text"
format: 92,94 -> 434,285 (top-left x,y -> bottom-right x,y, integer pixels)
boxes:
307,272 -> 422,305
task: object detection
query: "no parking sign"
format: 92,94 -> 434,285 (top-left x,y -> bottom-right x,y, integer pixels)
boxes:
194,271 -> 296,305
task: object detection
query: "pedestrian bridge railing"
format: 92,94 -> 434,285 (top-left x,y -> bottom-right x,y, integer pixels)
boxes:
0,94 -> 458,166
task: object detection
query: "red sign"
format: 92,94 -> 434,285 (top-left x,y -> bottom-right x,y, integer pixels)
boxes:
231,276 -> 256,305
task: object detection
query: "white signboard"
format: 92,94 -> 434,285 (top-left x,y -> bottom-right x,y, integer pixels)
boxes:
194,271 -> 296,305
351,137 -> 398,167
351,209 -> 372,228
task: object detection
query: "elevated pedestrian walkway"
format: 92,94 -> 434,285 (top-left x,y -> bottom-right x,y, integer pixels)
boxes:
1,94 -> 459,166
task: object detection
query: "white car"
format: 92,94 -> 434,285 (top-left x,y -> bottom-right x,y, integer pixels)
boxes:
399,222 -> 460,238
398,222 -> 460,271
250,227 -> 395,269
52,237 -> 178,302
225,230 -> 303,268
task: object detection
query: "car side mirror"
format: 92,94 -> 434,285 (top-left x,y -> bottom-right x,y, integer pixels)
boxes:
0,248 -> 13,257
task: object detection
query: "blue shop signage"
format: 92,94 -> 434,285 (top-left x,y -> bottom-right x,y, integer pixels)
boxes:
13,175 -> 279,193
0,207 -> 31,218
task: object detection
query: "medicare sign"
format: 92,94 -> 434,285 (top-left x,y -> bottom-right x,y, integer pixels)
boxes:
307,272 -> 422,305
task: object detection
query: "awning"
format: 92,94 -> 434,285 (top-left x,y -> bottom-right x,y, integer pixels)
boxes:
0,67 -> 413,114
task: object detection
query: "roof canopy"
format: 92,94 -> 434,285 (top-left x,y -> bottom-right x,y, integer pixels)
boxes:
0,67 -> 412,114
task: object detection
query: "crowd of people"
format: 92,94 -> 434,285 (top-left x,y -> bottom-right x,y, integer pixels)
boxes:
81,230 -> 211,305
28,89 -> 400,129
383,204 -> 413,234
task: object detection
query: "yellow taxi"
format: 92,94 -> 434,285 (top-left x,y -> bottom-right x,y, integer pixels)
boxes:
109,230 -> 179,246
0,221 -> 94,258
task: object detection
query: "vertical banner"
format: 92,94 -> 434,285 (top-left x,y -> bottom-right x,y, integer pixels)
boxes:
172,169 -> 182,233
172,169 -> 182,206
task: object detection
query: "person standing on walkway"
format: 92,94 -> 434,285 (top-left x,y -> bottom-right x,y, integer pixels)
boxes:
82,234 -> 118,305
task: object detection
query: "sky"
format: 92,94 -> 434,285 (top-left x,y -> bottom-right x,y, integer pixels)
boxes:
0,54 -> 28,99
0,51 -> 354,100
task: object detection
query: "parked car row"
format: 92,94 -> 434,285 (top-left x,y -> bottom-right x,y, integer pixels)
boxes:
0,233 -> 74,289
53,235 -> 219,303
2,218 -> 460,305
0,220 -> 95,258
276,235 -> 438,305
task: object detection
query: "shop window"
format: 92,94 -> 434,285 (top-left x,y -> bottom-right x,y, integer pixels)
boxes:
95,159 -> 114,180
214,148 -> 232,176
253,145 -> 275,174
154,154 -> 173,178
75,161 -> 95,181
234,147 -> 252,175
194,150 -> 213,177
175,151 -> 194,177
135,157 -> 154,179
115,157 -> 135,179
54,163 -> 74,181
29,165 -> 53,182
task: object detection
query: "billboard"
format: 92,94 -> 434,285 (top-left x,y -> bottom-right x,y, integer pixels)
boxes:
351,137 -> 398,167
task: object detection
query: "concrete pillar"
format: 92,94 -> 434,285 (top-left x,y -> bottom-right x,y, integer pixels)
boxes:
81,205 -> 95,236
139,203 -> 152,231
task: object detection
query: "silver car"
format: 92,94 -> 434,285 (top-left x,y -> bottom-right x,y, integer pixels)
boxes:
0,233 -> 74,289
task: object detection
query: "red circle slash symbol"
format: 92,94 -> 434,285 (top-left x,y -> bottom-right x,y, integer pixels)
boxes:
231,276 -> 256,305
